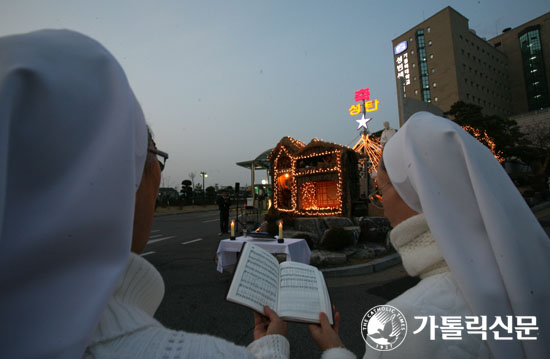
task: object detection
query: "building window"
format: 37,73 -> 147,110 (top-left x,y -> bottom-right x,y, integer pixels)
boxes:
427,27 -> 431,33
423,89 -> 431,102
461,49 -> 465,55
413,76 -> 417,81
433,82 -> 437,88
411,50 -> 415,55
416,29 -> 431,103
421,76 -> 429,89
429,54 -> 434,59
414,89 -> 418,95
428,40 -> 432,46
519,26 -> 549,110
434,97 -> 438,102
466,93 -> 470,99
412,63 -> 416,68
409,37 -> 413,42
431,68 -> 435,74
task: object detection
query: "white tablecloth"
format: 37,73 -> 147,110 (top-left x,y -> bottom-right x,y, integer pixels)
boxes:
216,237 -> 311,273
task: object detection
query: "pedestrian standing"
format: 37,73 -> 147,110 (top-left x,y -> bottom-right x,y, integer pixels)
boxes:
217,190 -> 231,235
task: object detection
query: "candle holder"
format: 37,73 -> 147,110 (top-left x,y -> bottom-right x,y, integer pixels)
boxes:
277,237 -> 284,243
230,235 -> 236,241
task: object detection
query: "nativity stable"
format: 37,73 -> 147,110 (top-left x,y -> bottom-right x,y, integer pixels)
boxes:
268,137 -> 359,217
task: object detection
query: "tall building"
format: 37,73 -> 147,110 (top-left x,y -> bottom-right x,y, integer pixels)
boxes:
489,13 -> 550,115
391,7 -> 550,125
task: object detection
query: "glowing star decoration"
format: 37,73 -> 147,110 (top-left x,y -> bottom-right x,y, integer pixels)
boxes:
356,115 -> 372,131
355,88 -> 371,102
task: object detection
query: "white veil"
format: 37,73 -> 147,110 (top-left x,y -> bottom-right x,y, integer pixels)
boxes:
0,30 -> 147,358
383,112 -> 549,358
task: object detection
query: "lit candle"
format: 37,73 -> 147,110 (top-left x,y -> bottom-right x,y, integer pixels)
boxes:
278,220 -> 283,239
231,220 -> 235,237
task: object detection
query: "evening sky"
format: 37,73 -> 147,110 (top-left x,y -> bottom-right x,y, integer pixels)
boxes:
1,0 -> 548,188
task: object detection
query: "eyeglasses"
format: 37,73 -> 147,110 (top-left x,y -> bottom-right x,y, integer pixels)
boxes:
368,182 -> 391,209
148,148 -> 169,172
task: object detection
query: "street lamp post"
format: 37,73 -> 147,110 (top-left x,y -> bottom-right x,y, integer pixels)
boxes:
200,171 -> 208,200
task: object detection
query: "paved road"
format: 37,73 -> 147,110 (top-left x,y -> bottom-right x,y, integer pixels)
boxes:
145,210 -> 418,358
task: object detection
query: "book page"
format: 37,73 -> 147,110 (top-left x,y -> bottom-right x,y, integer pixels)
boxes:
226,244 -> 280,314
277,261 -> 333,324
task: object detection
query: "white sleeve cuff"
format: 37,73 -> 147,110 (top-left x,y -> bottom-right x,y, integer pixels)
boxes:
247,334 -> 290,359
321,347 -> 357,359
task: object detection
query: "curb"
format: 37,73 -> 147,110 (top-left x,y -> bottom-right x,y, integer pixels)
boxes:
320,253 -> 402,278
154,208 -> 218,217
532,201 -> 550,213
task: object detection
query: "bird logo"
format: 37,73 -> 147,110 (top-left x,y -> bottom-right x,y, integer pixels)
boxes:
361,305 -> 407,351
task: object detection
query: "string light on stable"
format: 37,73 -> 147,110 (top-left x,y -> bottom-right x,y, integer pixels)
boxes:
272,146 -> 344,216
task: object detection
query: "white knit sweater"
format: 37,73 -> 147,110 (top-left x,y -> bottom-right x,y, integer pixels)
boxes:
322,213 -> 489,359
84,253 -> 289,359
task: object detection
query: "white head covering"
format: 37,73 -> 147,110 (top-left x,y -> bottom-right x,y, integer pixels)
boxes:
383,112 -> 550,358
0,30 -> 147,358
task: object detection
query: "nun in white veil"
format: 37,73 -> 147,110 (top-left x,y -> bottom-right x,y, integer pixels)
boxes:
0,30 -> 147,358
310,112 -> 549,359
380,111 -> 549,358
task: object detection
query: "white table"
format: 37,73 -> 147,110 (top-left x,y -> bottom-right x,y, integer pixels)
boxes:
216,236 -> 311,273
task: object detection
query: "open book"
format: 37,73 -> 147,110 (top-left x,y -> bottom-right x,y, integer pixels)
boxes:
226,243 -> 333,325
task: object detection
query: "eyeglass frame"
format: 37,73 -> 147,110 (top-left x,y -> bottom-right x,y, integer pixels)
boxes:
367,182 -> 391,209
148,148 -> 169,172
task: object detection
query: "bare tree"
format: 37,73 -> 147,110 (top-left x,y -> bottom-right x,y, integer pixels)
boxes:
524,122 -> 550,175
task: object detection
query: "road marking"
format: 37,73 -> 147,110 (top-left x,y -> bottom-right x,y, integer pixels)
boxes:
140,251 -> 155,257
147,236 -> 175,244
202,218 -> 219,223
149,234 -> 163,238
151,229 -> 160,233
197,215 -> 219,219
181,238 -> 203,245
